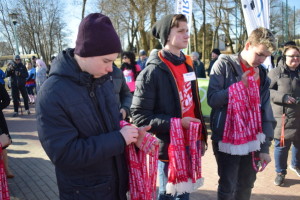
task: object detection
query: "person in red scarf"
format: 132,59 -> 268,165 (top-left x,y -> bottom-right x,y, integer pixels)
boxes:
208,27 -> 276,200
131,14 -> 208,200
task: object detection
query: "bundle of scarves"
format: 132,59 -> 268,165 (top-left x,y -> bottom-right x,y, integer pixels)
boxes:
166,118 -> 204,195
0,145 -> 9,200
120,120 -> 159,200
219,76 -> 265,155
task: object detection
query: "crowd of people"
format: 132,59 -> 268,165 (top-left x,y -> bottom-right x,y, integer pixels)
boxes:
0,12 -> 299,200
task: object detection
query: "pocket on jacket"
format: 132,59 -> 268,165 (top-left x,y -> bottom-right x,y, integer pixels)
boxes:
72,180 -> 112,200
211,108 -> 226,141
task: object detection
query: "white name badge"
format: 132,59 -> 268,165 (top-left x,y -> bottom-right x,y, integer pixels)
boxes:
183,72 -> 196,82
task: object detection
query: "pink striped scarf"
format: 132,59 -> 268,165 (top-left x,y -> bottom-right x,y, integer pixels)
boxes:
0,145 -> 9,200
219,76 -> 265,155
120,120 -> 159,200
167,118 -> 204,195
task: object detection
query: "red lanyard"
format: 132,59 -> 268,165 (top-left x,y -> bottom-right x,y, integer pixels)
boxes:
252,152 -> 267,172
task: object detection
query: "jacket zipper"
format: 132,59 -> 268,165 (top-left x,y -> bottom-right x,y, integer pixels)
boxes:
216,111 -> 222,128
88,83 -> 108,133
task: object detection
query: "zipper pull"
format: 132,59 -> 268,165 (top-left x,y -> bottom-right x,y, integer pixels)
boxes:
90,91 -> 95,97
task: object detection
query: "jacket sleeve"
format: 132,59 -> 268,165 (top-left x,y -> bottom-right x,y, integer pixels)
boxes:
268,68 -> 286,104
200,62 -> 206,78
5,67 -> 13,77
20,64 -> 29,79
36,89 -> 126,170
0,70 -> 6,80
26,72 -> 34,81
119,72 -> 132,117
207,59 -> 229,109
0,84 -> 10,110
259,73 -> 276,154
131,68 -> 172,133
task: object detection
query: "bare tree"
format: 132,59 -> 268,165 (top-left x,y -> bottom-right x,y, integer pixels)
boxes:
82,0 -> 87,19
0,0 -> 67,63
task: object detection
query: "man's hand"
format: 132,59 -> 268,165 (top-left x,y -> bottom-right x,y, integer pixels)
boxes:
241,67 -> 259,88
283,95 -> 296,104
120,125 -> 138,145
259,153 -> 271,164
120,108 -> 127,120
135,126 -> 158,154
0,134 -> 11,147
181,117 -> 201,129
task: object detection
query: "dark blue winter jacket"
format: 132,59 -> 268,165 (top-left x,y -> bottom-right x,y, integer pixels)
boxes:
36,49 -> 128,200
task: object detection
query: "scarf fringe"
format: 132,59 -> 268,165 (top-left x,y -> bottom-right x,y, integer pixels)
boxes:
166,177 -> 204,196
219,133 -> 265,155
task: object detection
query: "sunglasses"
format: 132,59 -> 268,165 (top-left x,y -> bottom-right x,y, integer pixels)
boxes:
15,59 -> 21,61
123,56 -> 128,59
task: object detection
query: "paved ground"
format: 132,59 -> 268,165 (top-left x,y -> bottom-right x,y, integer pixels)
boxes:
3,103 -> 300,200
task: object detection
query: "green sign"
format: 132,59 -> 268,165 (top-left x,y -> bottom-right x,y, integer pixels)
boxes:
197,78 -> 211,116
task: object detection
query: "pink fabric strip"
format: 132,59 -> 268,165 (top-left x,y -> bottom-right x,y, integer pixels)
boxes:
120,120 -> 159,200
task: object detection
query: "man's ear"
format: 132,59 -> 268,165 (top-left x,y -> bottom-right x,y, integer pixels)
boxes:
244,42 -> 251,51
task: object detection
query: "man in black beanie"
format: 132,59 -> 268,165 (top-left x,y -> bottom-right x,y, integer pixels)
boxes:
36,13 -> 149,200
131,14 -> 208,200
207,48 -> 221,76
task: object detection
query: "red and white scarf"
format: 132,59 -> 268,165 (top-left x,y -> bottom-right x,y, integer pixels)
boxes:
120,121 -> 159,200
167,118 -> 203,195
219,76 -> 265,155
0,145 -> 9,200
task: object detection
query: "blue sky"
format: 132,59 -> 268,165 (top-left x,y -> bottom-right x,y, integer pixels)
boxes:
63,0 -> 99,48
287,0 -> 299,9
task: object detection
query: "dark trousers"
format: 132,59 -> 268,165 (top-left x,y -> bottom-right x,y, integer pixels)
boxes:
26,86 -> 35,95
212,141 -> 257,200
11,85 -> 29,112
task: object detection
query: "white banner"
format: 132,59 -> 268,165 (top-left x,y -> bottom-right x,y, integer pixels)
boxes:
241,0 -> 273,70
176,0 -> 193,35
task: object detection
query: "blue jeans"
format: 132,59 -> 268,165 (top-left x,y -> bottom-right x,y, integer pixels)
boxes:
274,138 -> 300,174
212,142 -> 257,200
157,160 -> 190,200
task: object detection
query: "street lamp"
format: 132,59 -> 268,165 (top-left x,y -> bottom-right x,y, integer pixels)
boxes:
9,13 -> 20,55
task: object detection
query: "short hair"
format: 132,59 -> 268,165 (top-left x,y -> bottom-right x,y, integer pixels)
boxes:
283,45 -> 300,56
246,27 -> 276,52
282,45 -> 300,63
170,14 -> 187,29
191,52 -> 199,58
284,41 -> 296,47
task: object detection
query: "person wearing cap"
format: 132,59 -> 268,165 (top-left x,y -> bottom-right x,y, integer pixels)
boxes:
131,14 -> 208,200
191,52 -> 206,78
208,27 -> 276,200
137,49 -> 148,70
36,13 -> 149,200
5,55 -> 30,117
207,48 -> 221,76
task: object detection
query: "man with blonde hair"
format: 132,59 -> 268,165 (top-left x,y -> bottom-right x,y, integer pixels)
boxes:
208,27 -> 276,200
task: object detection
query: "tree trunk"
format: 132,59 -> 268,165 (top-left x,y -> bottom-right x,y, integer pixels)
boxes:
202,0 -> 206,66
82,0 -> 87,19
192,12 -> 198,52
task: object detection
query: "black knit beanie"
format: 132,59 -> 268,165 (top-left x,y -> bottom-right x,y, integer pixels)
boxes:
75,13 -> 121,57
152,14 -> 175,47
212,49 -> 221,55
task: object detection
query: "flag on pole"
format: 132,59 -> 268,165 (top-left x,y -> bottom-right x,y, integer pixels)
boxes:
176,0 -> 193,54
241,0 -> 273,70
176,0 -> 193,35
